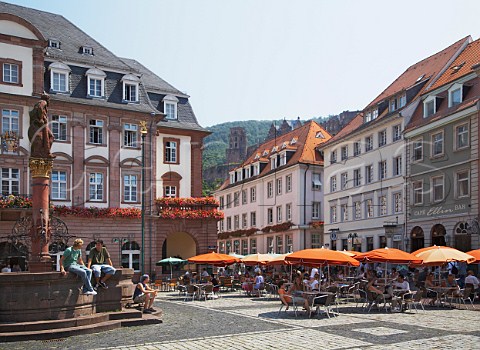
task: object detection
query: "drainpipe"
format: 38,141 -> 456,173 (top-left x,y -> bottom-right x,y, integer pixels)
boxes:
303,163 -> 310,249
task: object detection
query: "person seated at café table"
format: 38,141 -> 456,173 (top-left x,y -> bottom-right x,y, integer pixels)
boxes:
465,270 -> 479,294
389,268 -> 399,280
424,272 -> 439,305
278,280 -> 310,314
441,273 -> 461,297
201,268 -> 210,281
242,271 -> 253,295
310,273 -> 320,291
366,270 -> 388,305
211,275 -> 220,293
253,271 -> 265,294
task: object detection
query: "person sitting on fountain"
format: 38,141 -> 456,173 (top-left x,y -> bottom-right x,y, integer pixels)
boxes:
60,239 -> 97,295
133,274 -> 157,313
87,239 -> 116,291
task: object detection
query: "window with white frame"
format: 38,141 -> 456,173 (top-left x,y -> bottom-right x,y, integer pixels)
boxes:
399,94 -> 406,108
226,217 -> 232,230
280,152 -> 287,166
413,181 -> 423,205
3,63 -> 18,83
267,237 -> 274,253
250,186 -> 256,202
311,233 -> 321,249
51,115 -> 67,141
393,192 -> 402,213
378,130 -> 387,147
267,181 -> 273,198
234,215 -> 239,230
219,220 -> 224,232
286,235 -> 293,252
432,176 -> 444,202
424,97 -> 436,117
330,150 -> 337,164
354,201 -> 361,220
267,208 -> 273,224
455,123 -> 469,149
330,205 -> 337,223
276,236 -> 283,254
341,204 -> 348,221
234,191 -> 240,207
163,95 -> 178,120
1,109 -> 19,133
276,178 -> 282,195
219,196 -> 224,210
393,124 -> 402,141
365,135 -> 373,152
123,174 -> 137,202
431,131 -> 444,157
250,238 -> 257,254
341,172 -> 348,190
365,111 -> 372,123
89,119 -> 104,144
242,189 -> 247,205
379,196 -> 387,216
242,240 -> 248,256
286,174 -> 292,192
1,168 -> 19,195
51,170 -> 67,200
366,199 -> 374,218
456,170 -> 469,198
341,145 -> 348,160
389,98 -> 397,112
379,160 -> 387,180
122,74 -> 139,102
365,165 -> 373,184
353,169 -> 361,187
85,68 -> 106,98
123,123 -> 137,147
393,156 -> 402,176
121,241 -> 140,272
449,84 -> 462,107
48,39 -> 60,48
82,46 -> 93,55
242,213 -> 248,228
165,140 -> 177,163
88,172 -> 103,201
276,205 -> 282,223
312,201 -> 321,219
226,194 -> 232,208
49,62 -> 70,93
330,175 -> 337,192
250,211 -> 256,227
286,203 -> 292,221
353,141 -> 361,156
413,139 -> 423,161
372,109 -> 378,119
312,173 -> 321,190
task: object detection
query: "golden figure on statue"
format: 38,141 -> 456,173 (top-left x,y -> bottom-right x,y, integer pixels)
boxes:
28,93 -> 55,159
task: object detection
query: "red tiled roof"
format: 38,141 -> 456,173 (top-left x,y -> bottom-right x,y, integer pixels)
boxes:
365,36 -> 470,109
217,121 -> 331,190
318,113 -> 363,149
426,38 -> 480,91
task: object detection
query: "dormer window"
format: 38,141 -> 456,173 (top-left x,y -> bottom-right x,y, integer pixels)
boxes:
272,146 -> 278,152
262,150 -> 269,156
424,96 -> 438,118
399,94 -> 406,108
121,74 -> 140,103
48,62 -> 70,93
85,68 -> 106,98
163,95 -> 179,120
48,39 -> 60,49
279,152 -> 287,166
254,153 -> 260,160
372,109 -> 378,120
316,131 -> 325,138
389,99 -> 397,112
82,46 -> 93,55
282,142 -> 288,149
230,173 -> 235,184
448,83 -> 463,107
291,137 -> 298,144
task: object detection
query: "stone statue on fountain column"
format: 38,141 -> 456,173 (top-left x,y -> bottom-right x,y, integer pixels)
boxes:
28,93 -> 55,159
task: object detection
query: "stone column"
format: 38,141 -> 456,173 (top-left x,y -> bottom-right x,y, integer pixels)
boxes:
28,157 -> 53,272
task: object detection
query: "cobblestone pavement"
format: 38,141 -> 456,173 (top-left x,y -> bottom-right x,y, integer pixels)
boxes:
4,291 -> 479,350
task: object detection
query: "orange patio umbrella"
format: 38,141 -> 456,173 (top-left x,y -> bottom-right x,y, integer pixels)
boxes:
413,246 -> 475,266
339,250 -> 358,257
187,252 -> 239,267
285,247 -> 360,266
241,253 -> 274,266
466,249 -> 480,263
411,245 -> 456,256
356,247 -> 422,264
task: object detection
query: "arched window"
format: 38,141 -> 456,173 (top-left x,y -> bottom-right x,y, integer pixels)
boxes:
49,242 -> 67,271
122,241 -> 140,272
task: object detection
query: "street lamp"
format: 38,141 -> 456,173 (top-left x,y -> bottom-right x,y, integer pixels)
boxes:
140,120 -> 148,274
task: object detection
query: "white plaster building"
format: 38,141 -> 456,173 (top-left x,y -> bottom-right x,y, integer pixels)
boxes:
214,121 -> 331,255
319,37 -> 469,252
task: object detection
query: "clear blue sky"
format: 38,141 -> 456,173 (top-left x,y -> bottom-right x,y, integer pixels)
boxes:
6,0 -> 480,126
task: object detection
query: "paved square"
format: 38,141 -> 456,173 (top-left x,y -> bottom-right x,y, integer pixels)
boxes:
6,291 -> 480,350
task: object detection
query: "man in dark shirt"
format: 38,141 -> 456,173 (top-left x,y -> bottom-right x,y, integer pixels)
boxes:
87,239 -> 116,290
